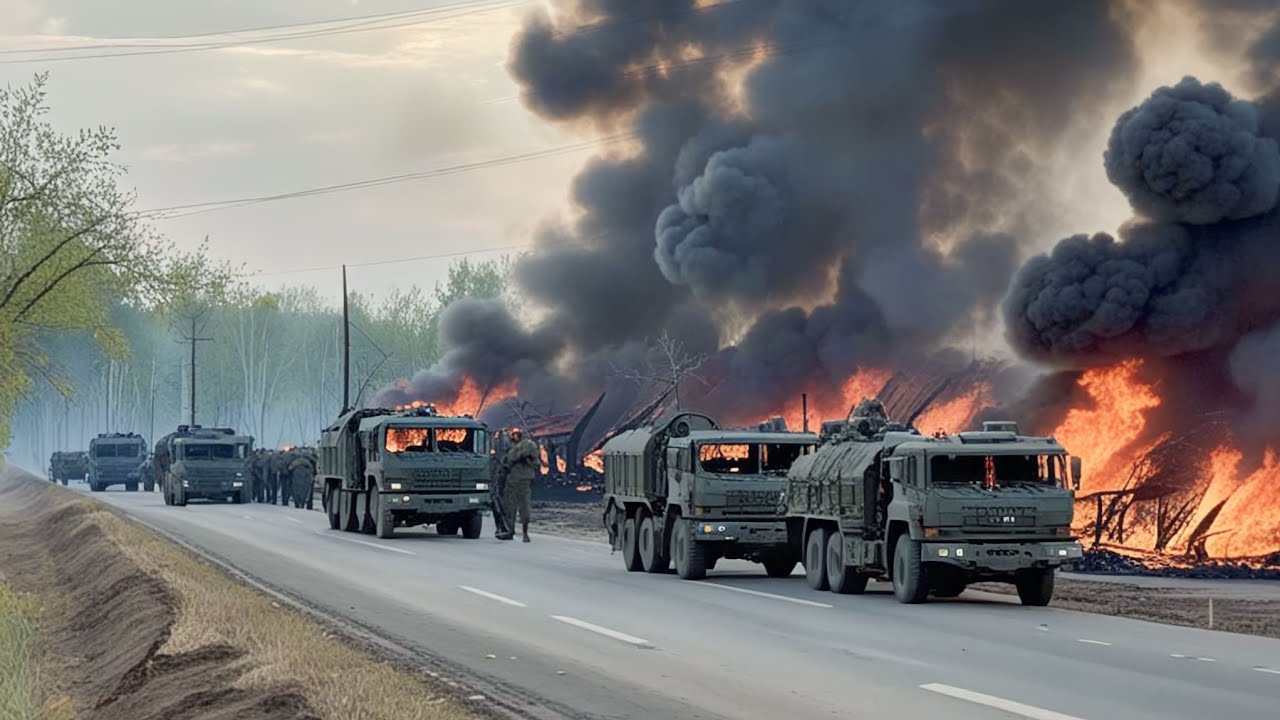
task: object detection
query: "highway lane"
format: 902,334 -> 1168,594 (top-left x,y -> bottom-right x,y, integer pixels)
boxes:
76,485 -> 1280,720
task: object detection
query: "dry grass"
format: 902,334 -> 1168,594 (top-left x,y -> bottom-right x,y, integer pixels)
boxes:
78,505 -> 482,720
0,578 -> 75,720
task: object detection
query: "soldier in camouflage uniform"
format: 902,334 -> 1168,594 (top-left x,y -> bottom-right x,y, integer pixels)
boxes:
250,449 -> 267,503
502,428 -> 539,543
287,448 -> 316,510
269,450 -> 292,505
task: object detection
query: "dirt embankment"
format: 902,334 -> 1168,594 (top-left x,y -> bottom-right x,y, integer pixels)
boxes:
0,469 -> 478,720
533,499 -> 1280,638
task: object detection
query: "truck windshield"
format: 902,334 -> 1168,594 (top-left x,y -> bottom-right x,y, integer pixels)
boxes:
699,444 -> 759,474
386,427 -> 430,453
930,453 -> 1065,486
183,443 -> 244,460
435,427 -> 480,453
761,443 -> 812,474
94,443 -> 140,458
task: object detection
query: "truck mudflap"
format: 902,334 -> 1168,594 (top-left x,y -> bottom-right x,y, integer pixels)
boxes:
921,541 -> 1083,572
384,492 -> 490,515
694,520 -> 788,545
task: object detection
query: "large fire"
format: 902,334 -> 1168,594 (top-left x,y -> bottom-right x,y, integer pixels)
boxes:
583,450 -> 604,473
392,376 -> 518,416
913,382 -> 994,436
774,368 -> 894,431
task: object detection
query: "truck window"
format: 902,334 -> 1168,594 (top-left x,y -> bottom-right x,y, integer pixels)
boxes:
435,427 -> 478,453
118,443 -> 140,458
761,443 -> 811,473
930,454 -> 1061,485
93,444 -> 115,458
699,444 -> 759,474
386,427 -> 430,453
183,444 -> 239,460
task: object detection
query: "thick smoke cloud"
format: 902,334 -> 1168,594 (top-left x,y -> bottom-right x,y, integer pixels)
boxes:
1230,321 -> 1280,430
1104,77 -> 1280,224
381,0 -> 1141,432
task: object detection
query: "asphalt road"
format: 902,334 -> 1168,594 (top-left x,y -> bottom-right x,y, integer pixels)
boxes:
74,484 -> 1280,720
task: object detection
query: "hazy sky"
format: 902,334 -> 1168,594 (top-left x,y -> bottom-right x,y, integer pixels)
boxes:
0,0 -> 586,303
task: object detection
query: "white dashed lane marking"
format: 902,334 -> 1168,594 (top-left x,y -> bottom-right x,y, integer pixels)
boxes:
694,582 -> 834,608
1254,667 -> 1280,675
312,530 -> 416,555
551,615 -> 650,647
459,585 -> 527,608
1076,639 -> 1111,646
920,683 -> 1087,720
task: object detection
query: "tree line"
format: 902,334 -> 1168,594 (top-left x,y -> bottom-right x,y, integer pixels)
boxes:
1,74 -> 509,469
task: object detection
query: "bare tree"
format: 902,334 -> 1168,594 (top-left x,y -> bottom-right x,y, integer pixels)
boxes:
611,331 -> 710,410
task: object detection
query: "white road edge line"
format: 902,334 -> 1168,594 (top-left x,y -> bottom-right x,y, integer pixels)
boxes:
285,517 -> 304,524
459,585 -> 527,608
920,683 -> 1087,720
312,530 -> 416,556
551,615 -> 650,646
1254,667 -> 1280,675
693,582 -> 834,608
1076,639 -> 1111,646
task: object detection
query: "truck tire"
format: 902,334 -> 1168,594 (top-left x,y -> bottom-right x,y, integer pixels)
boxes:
341,490 -> 360,532
374,493 -> 396,539
673,519 -> 707,580
804,526 -> 829,591
144,481 -> 155,492
892,534 -> 928,604
237,486 -> 251,505
762,554 -> 797,578
826,532 -> 868,594
126,482 -> 139,492
90,481 -> 102,493
163,484 -> 173,506
621,516 -> 643,572
325,487 -> 341,530
359,491 -> 376,534
174,484 -> 187,507
638,514 -> 668,573
462,511 -> 483,540
60,478 -> 68,487
1015,568 -> 1055,606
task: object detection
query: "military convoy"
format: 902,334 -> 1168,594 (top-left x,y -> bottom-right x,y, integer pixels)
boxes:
155,425 -> 254,506
318,404 -> 493,539
87,433 -> 148,492
48,450 -> 89,486
602,411 -> 818,579
785,400 -> 1084,605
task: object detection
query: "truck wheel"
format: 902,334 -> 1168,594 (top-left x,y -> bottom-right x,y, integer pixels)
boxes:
804,526 -> 829,591
892,534 -> 929,604
826,532 -> 868,594
1015,568 -> 1055,606
359,491 -> 376,534
144,482 -> 155,493
461,511 -> 483,540
325,487 -> 342,530
61,478 -> 68,487
762,553 -> 797,578
341,490 -> 360,532
89,481 -> 102,493
638,514 -> 668,573
621,516 -> 643,572
163,485 -> 173,506
673,519 -> 707,580
126,482 -> 139,492
174,485 -> 187,507
374,493 -> 396,539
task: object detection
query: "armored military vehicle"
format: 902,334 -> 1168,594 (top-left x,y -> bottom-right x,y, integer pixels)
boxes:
785,400 -> 1084,605
48,450 -> 89,485
88,433 -> 147,492
155,426 -> 254,506
318,404 -> 493,539
603,411 -> 818,580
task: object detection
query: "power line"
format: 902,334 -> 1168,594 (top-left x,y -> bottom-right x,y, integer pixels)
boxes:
0,0 -> 526,64
135,134 -> 636,219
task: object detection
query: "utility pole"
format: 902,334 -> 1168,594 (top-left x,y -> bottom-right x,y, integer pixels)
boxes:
176,308 -> 212,426
342,264 -> 351,414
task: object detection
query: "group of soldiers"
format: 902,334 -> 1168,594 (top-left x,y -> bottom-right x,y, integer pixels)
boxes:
492,427 -> 538,543
248,447 -> 317,509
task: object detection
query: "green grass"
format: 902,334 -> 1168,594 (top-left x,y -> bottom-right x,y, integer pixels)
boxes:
0,582 -> 39,720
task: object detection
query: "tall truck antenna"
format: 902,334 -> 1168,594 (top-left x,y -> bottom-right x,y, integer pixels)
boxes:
342,264 -> 351,414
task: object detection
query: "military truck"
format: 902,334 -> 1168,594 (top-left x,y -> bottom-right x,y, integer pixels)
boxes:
155,426 -> 254,506
785,400 -> 1084,605
602,411 -> 818,580
318,404 -> 493,539
88,433 -> 147,492
48,451 -> 89,485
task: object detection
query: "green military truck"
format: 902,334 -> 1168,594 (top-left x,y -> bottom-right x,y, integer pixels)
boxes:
786,400 -> 1083,605
48,451 -> 89,486
88,433 -> 147,492
603,411 -> 818,580
156,426 -> 254,506
319,404 -> 493,539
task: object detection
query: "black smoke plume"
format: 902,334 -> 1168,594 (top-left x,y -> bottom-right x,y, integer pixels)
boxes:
379,0 -> 1140,435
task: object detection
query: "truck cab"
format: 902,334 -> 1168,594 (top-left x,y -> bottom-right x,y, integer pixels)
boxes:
87,433 -> 148,492
160,426 -> 254,506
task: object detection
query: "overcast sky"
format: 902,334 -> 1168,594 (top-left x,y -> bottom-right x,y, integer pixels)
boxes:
0,0 -> 586,304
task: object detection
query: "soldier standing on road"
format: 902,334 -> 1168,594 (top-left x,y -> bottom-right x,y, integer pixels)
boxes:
502,428 -> 538,543
250,450 -> 266,503
287,448 -> 316,510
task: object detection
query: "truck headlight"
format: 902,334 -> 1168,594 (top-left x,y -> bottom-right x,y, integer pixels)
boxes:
232,482 -> 244,488
475,482 -> 489,491
235,472 -> 243,478
390,483 -> 403,491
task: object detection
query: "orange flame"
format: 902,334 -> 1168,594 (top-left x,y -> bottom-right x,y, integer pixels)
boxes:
913,382 -> 994,436
394,376 -> 519,416
771,367 -> 893,431
700,444 -> 751,461
583,450 -> 604,473
1052,360 -> 1161,496
1204,447 -> 1280,558
385,428 -> 429,453
436,428 -> 468,444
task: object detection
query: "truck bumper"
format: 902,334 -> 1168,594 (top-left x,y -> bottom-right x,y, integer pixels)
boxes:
922,541 -> 1084,572
693,519 -> 788,546
385,492 -> 490,516
184,480 -> 247,497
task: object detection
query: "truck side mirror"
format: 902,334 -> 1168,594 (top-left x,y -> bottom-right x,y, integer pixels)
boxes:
1070,456 -> 1082,490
